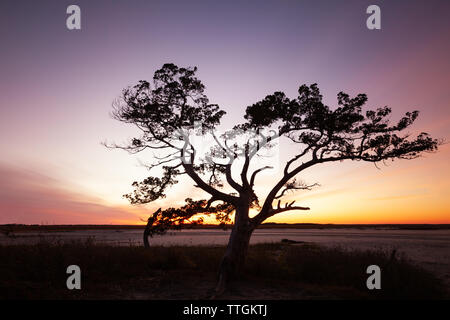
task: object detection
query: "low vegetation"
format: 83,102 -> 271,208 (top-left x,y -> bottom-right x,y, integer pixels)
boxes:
0,240 -> 445,299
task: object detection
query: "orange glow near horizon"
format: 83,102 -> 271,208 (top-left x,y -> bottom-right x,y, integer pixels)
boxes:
1,141 -> 449,225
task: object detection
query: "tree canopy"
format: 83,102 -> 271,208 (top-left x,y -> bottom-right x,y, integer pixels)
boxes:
110,63 -> 439,235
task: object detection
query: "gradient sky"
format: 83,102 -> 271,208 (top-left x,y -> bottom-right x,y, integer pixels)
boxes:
0,0 -> 449,224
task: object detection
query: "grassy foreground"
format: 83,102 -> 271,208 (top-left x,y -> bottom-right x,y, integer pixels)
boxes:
0,241 -> 446,300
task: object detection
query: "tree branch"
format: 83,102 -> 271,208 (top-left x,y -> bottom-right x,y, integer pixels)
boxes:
249,166 -> 273,187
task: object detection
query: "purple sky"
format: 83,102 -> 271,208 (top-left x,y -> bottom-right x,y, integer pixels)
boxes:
0,0 -> 449,224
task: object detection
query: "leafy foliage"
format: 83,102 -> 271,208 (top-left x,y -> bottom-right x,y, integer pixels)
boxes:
244,84 -> 438,163
113,63 -> 225,149
124,166 -> 180,204
145,198 -> 234,237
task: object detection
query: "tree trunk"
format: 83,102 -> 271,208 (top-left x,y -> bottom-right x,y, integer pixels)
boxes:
143,208 -> 160,248
215,215 -> 254,295
143,224 -> 151,248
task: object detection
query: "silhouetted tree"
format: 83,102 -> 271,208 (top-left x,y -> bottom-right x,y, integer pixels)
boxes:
108,63 -> 439,294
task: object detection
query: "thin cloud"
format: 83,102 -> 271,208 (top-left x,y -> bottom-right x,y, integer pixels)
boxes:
0,163 -> 142,224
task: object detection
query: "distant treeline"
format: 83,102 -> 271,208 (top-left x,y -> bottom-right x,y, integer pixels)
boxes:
1,223 -> 449,233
